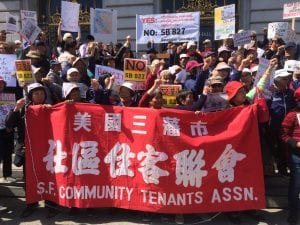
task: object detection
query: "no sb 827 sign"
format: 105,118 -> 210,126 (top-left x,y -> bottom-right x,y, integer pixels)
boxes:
124,58 -> 148,82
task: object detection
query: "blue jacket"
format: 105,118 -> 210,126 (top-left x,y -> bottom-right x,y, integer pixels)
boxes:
267,88 -> 296,131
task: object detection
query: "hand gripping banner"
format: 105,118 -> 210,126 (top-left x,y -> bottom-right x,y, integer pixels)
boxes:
25,103 -> 265,214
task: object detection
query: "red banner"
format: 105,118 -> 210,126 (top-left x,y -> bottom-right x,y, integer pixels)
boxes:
25,103 -> 265,213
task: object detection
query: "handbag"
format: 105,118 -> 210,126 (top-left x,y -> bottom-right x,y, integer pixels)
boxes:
14,143 -> 25,167
254,87 -> 270,123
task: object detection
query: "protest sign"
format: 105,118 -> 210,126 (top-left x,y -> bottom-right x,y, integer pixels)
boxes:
20,19 -> 41,43
61,1 -> 80,32
124,58 -> 147,82
233,30 -> 251,47
136,12 -> 200,44
0,54 -> 17,87
20,10 -> 37,48
283,2 -> 300,19
6,13 -> 18,33
214,4 -> 235,40
284,60 -> 300,71
95,65 -> 124,86
160,84 -> 182,107
25,103 -> 265,213
267,22 -> 289,40
254,58 -> 274,99
90,8 -> 117,44
0,93 -> 15,129
15,60 -> 34,85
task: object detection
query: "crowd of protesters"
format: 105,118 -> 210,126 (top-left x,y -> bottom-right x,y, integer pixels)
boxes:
0,19 -> 299,225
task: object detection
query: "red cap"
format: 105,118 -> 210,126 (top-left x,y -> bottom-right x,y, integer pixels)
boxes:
294,87 -> 300,101
186,60 -> 204,72
225,81 -> 245,101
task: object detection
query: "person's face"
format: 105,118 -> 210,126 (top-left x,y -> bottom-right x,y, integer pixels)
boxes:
68,88 -> 81,102
188,45 -> 196,53
180,58 -> 188,67
232,87 -> 246,106
271,39 -> 280,50
0,33 -> 6,42
52,64 -> 62,73
34,71 -> 43,82
119,87 -> 133,105
150,95 -> 163,109
107,59 -> 115,68
40,32 -> 47,41
161,75 -> 173,84
217,69 -> 230,79
74,60 -> 87,73
276,77 -> 290,89
65,36 -> 73,43
0,81 -> 5,92
209,83 -> 224,93
285,47 -> 296,58
31,89 -> 45,104
240,73 -> 252,89
219,51 -> 231,62
67,72 -> 80,83
181,93 -> 194,106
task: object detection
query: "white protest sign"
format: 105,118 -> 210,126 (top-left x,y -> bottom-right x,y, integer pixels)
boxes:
267,22 -> 289,40
95,65 -> 124,86
0,94 -> 15,129
136,12 -> 200,44
20,10 -> 37,48
284,60 -> 300,71
214,4 -> 235,40
283,2 -> 300,19
61,1 -> 80,32
90,8 -> 117,44
20,19 -> 41,43
233,30 -> 251,47
0,54 -> 17,87
6,13 -> 18,33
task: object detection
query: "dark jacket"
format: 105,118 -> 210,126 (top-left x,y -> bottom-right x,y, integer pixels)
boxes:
267,88 -> 296,131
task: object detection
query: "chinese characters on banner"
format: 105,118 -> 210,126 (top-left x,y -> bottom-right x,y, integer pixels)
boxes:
214,4 -> 235,40
25,103 -> 265,213
0,54 -> 17,87
136,12 -> 200,44
160,84 -> 182,107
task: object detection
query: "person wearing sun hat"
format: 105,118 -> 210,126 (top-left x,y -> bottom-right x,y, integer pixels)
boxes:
118,81 -> 138,107
186,40 -> 203,63
281,87 -> 300,225
268,68 -> 297,176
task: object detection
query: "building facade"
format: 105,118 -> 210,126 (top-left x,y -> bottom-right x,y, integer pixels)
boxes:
0,0 -> 298,49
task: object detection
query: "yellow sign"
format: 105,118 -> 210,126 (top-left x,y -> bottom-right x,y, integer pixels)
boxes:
124,58 -> 147,82
160,84 -> 182,107
15,60 -> 33,82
